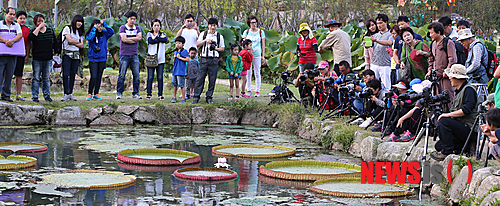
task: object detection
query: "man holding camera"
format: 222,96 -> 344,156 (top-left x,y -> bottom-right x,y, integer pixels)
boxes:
294,63 -> 316,106
431,64 -> 478,161
332,61 -> 364,113
359,79 -> 388,128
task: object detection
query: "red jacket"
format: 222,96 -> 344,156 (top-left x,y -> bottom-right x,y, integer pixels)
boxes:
239,49 -> 253,71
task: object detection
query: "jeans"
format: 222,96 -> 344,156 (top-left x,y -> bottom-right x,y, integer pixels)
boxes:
436,117 -> 472,154
117,55 -> 140,95
62,55 -> 79,95
353,99 -> 363,114
89,61 -> 106,95
32,60 -> 52,99
147,63 -> 164,97
194,57 -> 218,100
246,56 -> 261,93
0,56 -> 16,98
371,64 -> 392,93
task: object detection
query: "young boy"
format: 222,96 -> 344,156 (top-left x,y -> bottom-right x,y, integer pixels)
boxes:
481,108 -> 500,175
172,36 -> 189,103
185,47 -> 199,99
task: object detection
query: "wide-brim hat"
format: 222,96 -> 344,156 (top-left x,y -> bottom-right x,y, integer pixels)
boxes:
457,28 -> 475,41
445,64 -> 469,79
324,19 -> 342,28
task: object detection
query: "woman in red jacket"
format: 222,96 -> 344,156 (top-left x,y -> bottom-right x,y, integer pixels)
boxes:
297,23 -> 319,73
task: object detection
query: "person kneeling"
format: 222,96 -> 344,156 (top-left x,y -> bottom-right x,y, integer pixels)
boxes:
480,108 -> 500,175
430,64 -> 479,161
359,79 -> 388,128
294,63 -> 315,107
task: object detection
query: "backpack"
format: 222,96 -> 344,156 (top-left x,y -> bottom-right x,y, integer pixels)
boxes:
430,37 -> 466,65
480,44 -> 499,79
199,30 -> 221,57
56,25 -> 70,53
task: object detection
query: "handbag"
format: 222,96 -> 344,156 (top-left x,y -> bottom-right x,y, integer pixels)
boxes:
145,38 -> 160,68
400,44 -> 412,80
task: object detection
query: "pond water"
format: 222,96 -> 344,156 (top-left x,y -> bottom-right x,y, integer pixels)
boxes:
0,125 -> 443,205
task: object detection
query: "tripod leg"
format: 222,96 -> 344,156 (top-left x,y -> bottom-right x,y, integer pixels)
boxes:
476,117 -> 485,159
484,141 -> 490,167
420,122 -> 430,202
461,116 -> 480,155
319,95 -> 330,117
478,134 -> 488,160
403,126 -> 426,162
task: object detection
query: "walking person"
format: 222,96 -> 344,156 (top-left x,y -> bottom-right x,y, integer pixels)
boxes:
0,7 -> 24,102
192,17 -> 225,104
318,19 -> 352,76
14,10 -> 30,101
364,19 -> 378,71
296,23 -> 318,73
146,19 -> 167,100
85,19 -> 114,100
28,14 -> 59,102
61,15 -> 84,101
117,11 -> 143,99
242,15 -> 265,97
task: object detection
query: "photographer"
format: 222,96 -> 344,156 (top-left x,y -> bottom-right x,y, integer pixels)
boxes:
332,61 -> 364,112
359,79 -> 388,128
431,64 -> 478,161
480,108 -> 500,175
314,60 -> 338,87
386,79 -> 422,142
294,63 -> 315,106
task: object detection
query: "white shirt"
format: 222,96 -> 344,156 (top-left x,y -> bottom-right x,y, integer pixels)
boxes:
181,28 -> 199,51
0,20 -> 22,35
62,26 -> 83,52
147,32 -> 166,64
197,30 -> 225,58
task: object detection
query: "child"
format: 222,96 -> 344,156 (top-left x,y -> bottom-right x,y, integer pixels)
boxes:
239,39 -> 253,98
226,43 -> 243,101
185,47 -> 199,100
481,108 -> 500,175
172,36 -> 189,103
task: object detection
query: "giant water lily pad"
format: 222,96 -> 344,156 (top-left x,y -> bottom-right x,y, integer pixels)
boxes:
0,156 -> 37,170
212,144 -> 295,158
310,178 -> 411,198
117,162 -> 200,172
259,160 -> 361,181
117,148 -> 200,165
83,143 -> 153,154
0,142 -> 47,154
174,168 -> 237,182
41,170 -> 136,189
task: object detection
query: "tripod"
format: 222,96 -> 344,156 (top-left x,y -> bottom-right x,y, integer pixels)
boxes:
318,86 -> 338,116
268,79 -> 300,105
461,105 -> 490,166
381,102 -> 401,138
363,97 -> 391,136
321,92 -> 360,121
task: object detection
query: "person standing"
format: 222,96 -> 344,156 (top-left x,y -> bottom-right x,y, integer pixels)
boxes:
171,36 -> 189,103
146,19 -> 167,100
399,27 -> 429,81
393,16 -> 423,72
61,15 -> 84,101
176,14 -> 200,98
0,7 -> 23,102
457,28 -> 489,84
242,15 -> 265,97
296,23 -> 318,73
192,17 -> 225,104
438,16 -> 459,42
239,39 -> 253,98
117,11 -> 143,100
369,14 -> 394,91
364,19 -> 378,71
318,19 -> 352,77
85,19 -> 114,100
14,10 -> 30,101
28,14 -> 59,102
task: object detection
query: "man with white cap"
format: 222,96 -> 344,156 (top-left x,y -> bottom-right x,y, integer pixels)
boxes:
431,64 -> 479,161
458,28 -> 489,84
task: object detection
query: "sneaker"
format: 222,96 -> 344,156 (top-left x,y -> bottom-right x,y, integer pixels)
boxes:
386,133 -> 402,142
359,117 -> 373,128
371,123 -> 382,132
228,97 -> 233,102
116,94 -> 122,99
32,98 -> 39,102
86,94 -> 92,101
45,96 -> 53,102
93,94 -> 102,100
61,94 -> 69,101
1,97 -> 13,102
171,98 -> 177,103
179,95 -> 183,99
400,130 -> 416,142
206,99 -> 214,104
146,96 -> 152,100
16,94 -> 25,101
254,92 -> 260,97
180,100 -> 186,103
350,118 -> 364,125
159,96 -> 164,101
186,95 -> 191,100
133,94 -> 143,99
234,97 -> 240,102
241,94 -> 251,98
430,151 -> 448,161
69,94 -> 77,101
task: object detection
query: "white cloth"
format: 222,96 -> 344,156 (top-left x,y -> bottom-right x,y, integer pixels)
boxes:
247,56 -> 262,93
181,28 -> 199,51
371,64 -> 392,92
146,32 -> 166,64
197,30 -> 225,57
62,26 -> 83,52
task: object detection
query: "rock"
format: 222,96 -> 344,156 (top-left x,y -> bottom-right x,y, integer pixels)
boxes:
90,114 -> 134,125
449,166 -> 471,202
480,191 -> 500,206
431,184 -> 443,198
116,105 -> 139,115
360,136 -> 383,162
298,118 -> 321,142
22,71 -> 33,80
467,167 -> 494,199
47,109 -> 55,124
0,103 -> 47,125
55,106 -> 86,125
349,131 -> 367,158
158,105 -> 191,125
442,155 -> 462,183
477,175 -> 500,200
132,107 -> 156,124
375,142 -> 424,162
241,109 -> 277,125
86,107 -> 102,121
110,76 -> 118,86
209,108 -> 241,125
102,105 -> 115,115
191,106 -> 206,124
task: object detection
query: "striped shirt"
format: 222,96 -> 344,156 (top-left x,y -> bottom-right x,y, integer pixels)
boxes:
28,28 -> 57,61
0,20 -> 22,35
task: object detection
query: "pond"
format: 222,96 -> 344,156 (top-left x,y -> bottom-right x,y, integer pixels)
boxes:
0,125 -> 442,205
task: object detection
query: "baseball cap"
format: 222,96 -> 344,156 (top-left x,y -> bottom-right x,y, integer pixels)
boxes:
318,61 -> 329,69
482,93 -> 495,107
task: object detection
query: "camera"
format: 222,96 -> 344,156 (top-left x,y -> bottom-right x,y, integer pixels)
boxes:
324,77 -> 335,88
300,69 -> 320,81
339,80 -> 359,94
398,87 -> 450,105
359,88 -> 374,98
281,70 -> 291,80
209,41 -> 218,51
94,46 -> 101,52
385,91 -> 394,98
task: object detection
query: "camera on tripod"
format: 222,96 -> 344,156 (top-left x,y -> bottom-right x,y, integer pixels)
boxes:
359,87 -> 374,99
324,77 -> 335,88
300,69 -> 320,81
398,87 -> 450,105
281,70 -> 291,81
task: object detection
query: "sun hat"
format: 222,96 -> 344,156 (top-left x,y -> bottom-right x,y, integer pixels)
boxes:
408,78 -> 422,92
324,19 -> 342,28
318,61 -> 329,69
392,81 -> 409,90
482,93 -> 495,107
298,23 -> 314,39
457,28 -> 475,41
445,64 -> 469,79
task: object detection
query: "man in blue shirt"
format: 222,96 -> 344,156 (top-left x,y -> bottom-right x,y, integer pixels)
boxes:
332,61 -> 364,113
